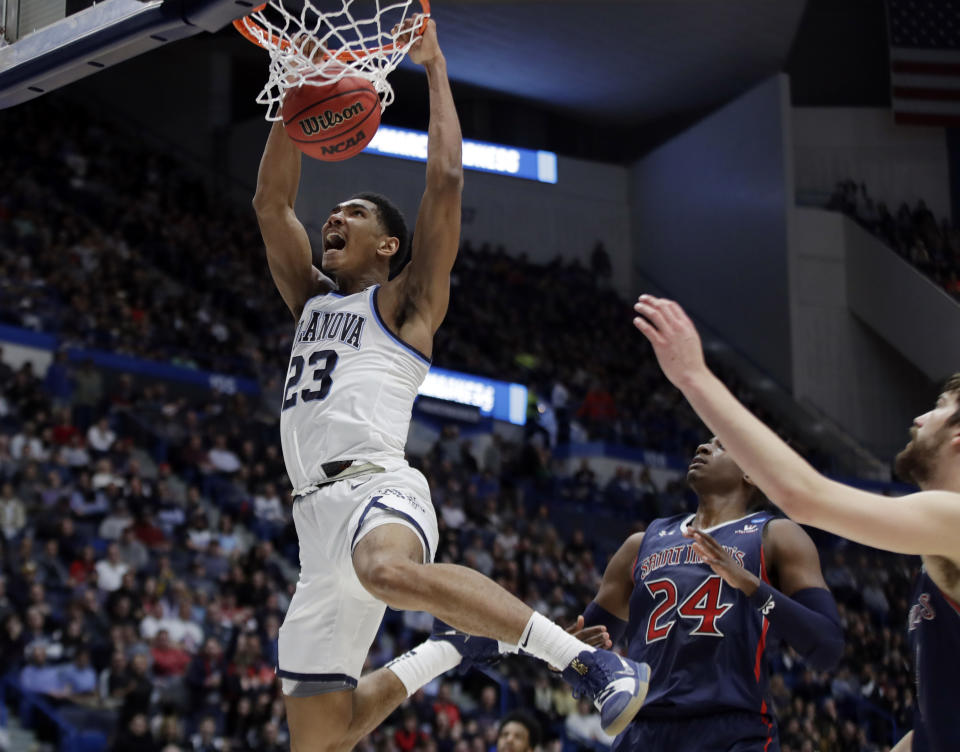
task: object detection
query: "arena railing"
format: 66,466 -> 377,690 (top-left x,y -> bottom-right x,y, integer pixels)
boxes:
1,673 -> 107,752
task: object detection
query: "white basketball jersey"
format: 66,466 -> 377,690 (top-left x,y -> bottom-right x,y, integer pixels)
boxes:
279,285 -> 430,490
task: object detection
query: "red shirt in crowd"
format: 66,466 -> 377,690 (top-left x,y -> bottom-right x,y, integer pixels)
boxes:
433,699 -> 461,729
151,644 -> 191,677
577,388 -> 617,421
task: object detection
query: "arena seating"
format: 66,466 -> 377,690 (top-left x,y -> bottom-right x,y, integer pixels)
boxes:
0,96 -> 922,752
826,179 -> 960,300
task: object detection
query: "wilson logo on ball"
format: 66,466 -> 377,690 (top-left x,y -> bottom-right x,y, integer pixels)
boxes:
282,76 -> 381,162
298,103 -> 367,136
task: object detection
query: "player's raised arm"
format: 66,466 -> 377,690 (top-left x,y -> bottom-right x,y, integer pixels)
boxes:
633,294 -> 960,560
384,19 -> 463,334
252,121 -> 332,320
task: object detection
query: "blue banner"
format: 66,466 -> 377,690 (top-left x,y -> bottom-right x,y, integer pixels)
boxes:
419,367 -> 527,426
364,125 -> 558,184
0,324 -> 528,422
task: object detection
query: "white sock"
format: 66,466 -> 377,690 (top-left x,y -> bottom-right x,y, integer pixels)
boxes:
384,639 -> 462,697
516,612 -> 594,670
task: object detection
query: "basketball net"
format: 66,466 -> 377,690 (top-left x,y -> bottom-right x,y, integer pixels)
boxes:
235,0 -> 429,121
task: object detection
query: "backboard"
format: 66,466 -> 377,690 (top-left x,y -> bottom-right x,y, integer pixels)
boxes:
0,0 -> 253,109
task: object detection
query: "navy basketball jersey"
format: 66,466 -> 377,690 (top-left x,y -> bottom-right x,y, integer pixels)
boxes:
907,568 -> 960,752
625,512 -> 776,724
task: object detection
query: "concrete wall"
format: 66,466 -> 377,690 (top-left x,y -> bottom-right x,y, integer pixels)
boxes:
788,207 -> 933,458
792,108 -> 950,219
847,222 -> 960,384
630,75 -> 794,387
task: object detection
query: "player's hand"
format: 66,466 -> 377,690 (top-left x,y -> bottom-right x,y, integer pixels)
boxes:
685,527 -> 760,595
395,17 -> 441,66
547,615 -> 611,671
565,614 -> 612,650
633,295 -> 709,390
286,34 -> 332,85
296,34 -> 326,64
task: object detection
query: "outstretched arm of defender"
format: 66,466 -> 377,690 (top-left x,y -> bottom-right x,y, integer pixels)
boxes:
573,532 -> 644,649
633,294 -> 960,559
383,20 -> 463,334
253,121 -> 332,319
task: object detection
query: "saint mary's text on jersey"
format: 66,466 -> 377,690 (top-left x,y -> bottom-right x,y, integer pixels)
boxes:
638,543 -> 747,581
296,310 -> 367,350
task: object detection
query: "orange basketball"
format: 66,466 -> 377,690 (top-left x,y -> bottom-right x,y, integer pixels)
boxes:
282,76 -> 381,162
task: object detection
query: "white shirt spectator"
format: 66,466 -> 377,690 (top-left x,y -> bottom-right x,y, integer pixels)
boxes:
551,381 -> 570,410
565,702 -> 614,747
158,616 -> 203,652
60,443 -> 91,468
187,527 -> 213,550
440,500 -> 466,530
99,511 -> 132,541
208,445 -> 241,474
86,422 -> 116,453
140,611 -> 164,641
0,488 -> 26,539
218,530 -> 242,554
11,432 -> 47,461
94,558 -> 129,592
253,492 -> 285,523
92,465 -> 123,491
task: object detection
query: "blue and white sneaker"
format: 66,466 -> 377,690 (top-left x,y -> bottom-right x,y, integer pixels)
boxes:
561,649 -> 651,736
428,620 -> 504,673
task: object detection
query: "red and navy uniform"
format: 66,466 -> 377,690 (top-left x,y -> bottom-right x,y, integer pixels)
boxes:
908,569 -> 960,752
614,512 -> 778,752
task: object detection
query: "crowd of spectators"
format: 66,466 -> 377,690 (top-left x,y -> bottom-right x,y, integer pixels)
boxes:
0,345 -> 922,752
0,94 -> 924,752
0,95 -> 830,472
827,179 -> 960,298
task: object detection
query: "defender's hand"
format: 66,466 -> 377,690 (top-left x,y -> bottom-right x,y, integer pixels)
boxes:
685,527 -> 760,595
633,295 -> 709,390
566,614 -> 612,650
548,615 -> 611,671
395,17 -> 441,65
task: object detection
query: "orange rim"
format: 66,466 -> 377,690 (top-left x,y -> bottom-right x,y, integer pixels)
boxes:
233,0 -> 430,60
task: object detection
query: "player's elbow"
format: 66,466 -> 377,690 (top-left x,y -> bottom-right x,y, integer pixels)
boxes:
252,191 -> 283,217
426,164 -> 464,193
805,629 -> 845,672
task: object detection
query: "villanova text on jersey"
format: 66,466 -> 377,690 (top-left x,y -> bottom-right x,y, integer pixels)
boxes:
623,513 -> 776,730
295,308 -> 368,349
907,569 -> 960,752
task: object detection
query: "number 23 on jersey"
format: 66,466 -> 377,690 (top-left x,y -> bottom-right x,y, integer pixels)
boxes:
282,349 -> 339,410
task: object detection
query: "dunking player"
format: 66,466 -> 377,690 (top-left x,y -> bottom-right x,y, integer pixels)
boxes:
633,294 -> 960,752
575,436 -> 842,750
252,19 -> 649,752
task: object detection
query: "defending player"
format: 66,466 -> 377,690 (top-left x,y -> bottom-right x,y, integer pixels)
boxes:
252,19 -> 649,752
576,437 -> 842,750
633,294 -> 960,752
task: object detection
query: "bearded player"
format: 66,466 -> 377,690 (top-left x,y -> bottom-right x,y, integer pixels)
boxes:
633,294 -> 960,752
576,436 -> 842,750
252,19 -> 650,752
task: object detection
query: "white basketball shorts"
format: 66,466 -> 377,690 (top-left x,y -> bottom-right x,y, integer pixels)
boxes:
277,462 -> 439,697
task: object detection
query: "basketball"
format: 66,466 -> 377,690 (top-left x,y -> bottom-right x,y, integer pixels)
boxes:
282,76 -> 381,162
